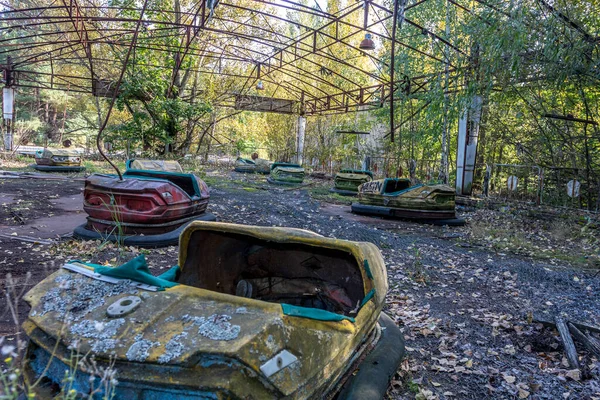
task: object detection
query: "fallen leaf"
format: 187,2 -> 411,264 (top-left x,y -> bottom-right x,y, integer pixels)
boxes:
519,389 -> 530,398
565,369 -> 580,381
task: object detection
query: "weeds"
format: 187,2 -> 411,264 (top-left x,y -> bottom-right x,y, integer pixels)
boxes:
467,210 -> 600,269
93,194 -> 126,263
408,246 -> 428,284
1,271 -> 118,399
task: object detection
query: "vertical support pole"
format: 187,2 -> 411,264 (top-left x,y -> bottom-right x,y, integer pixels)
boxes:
456,95 -> 482,195
2,87 -> 14,151
2,57 -> 14,152
296,115 -> 306,165
439,0 -> 450,184
389,0 -> 406,144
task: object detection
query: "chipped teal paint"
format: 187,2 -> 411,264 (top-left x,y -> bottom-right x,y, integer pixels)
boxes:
363,259 -> 373,280
31,345 -> 221,400
30,346 -> 103,399
281,304 -> 355,323
360,289 -> 376,308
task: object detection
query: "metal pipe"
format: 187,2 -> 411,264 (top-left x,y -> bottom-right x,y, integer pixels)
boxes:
389,0 -> 406,143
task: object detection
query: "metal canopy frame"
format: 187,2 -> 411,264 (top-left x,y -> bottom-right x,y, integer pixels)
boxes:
1,0 -> 590,117
0,0 -> 471,114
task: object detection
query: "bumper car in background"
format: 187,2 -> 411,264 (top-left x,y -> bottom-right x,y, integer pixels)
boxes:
330,169 -> 373,196
351,178 -> 465,226
126,159 -> 184,173
234,157 -> 272,174
32,148 -> 85,172
23,221 -> 404,399
234,157 -> 257,173
267,162 -> 305,185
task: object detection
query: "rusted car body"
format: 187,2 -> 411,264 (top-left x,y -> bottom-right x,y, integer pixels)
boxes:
23,222 -> 404,399
73,168 -> 215,246
330,169 -> 373,196
267,162 -> 305,185
33,148 -> 85,172
352,178 -> 464,225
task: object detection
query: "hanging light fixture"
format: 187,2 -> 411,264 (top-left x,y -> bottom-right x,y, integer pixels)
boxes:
359,33 -> 375,50
256,80 -> 264,90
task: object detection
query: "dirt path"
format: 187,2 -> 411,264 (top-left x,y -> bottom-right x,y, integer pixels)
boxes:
0,177 -> 86,238
1,174 -> 599,399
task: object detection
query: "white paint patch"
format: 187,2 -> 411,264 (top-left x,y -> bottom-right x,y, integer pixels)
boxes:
260,350 -> 298,378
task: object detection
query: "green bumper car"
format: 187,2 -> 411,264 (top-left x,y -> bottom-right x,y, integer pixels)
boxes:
351,178 -> 465,225
267,162 -> 305,185
330,169 -> 373,196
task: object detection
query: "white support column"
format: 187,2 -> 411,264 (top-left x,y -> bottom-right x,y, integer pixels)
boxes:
456,95 -> 482,195
2,87 -> 14,152
296,115 -> 306,165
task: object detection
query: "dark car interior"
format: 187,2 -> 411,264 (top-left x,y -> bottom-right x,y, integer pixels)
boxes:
179,230 -> 366,316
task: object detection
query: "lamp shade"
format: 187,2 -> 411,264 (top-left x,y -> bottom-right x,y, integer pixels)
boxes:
359,33 -> 375,50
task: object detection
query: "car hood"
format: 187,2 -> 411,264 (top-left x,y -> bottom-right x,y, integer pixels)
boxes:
23,267 -> 372,396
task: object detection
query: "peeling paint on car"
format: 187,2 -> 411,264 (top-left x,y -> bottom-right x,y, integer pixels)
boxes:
183,314 -> 241,341
126,335 -> 160,362
40,275 -> 138,321
158,332 -> 188,364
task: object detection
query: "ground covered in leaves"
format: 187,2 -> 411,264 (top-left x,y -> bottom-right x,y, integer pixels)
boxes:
1,165 -> 599,399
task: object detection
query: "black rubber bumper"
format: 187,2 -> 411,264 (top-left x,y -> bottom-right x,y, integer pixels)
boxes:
351,203 -> 465,226
72,213 -> 217,248
337,313 -> 405,400
31,164 -> 86,173
329,187 -> 358,196
266,177 -> 304,186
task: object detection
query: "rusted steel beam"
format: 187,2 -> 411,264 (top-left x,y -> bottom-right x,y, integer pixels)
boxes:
0,0 -> 456,116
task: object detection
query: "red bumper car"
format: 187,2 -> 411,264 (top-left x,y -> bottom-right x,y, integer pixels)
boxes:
73,169 -> 216,247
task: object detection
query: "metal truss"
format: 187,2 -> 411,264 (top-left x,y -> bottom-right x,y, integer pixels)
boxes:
0,0 -> 474,124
